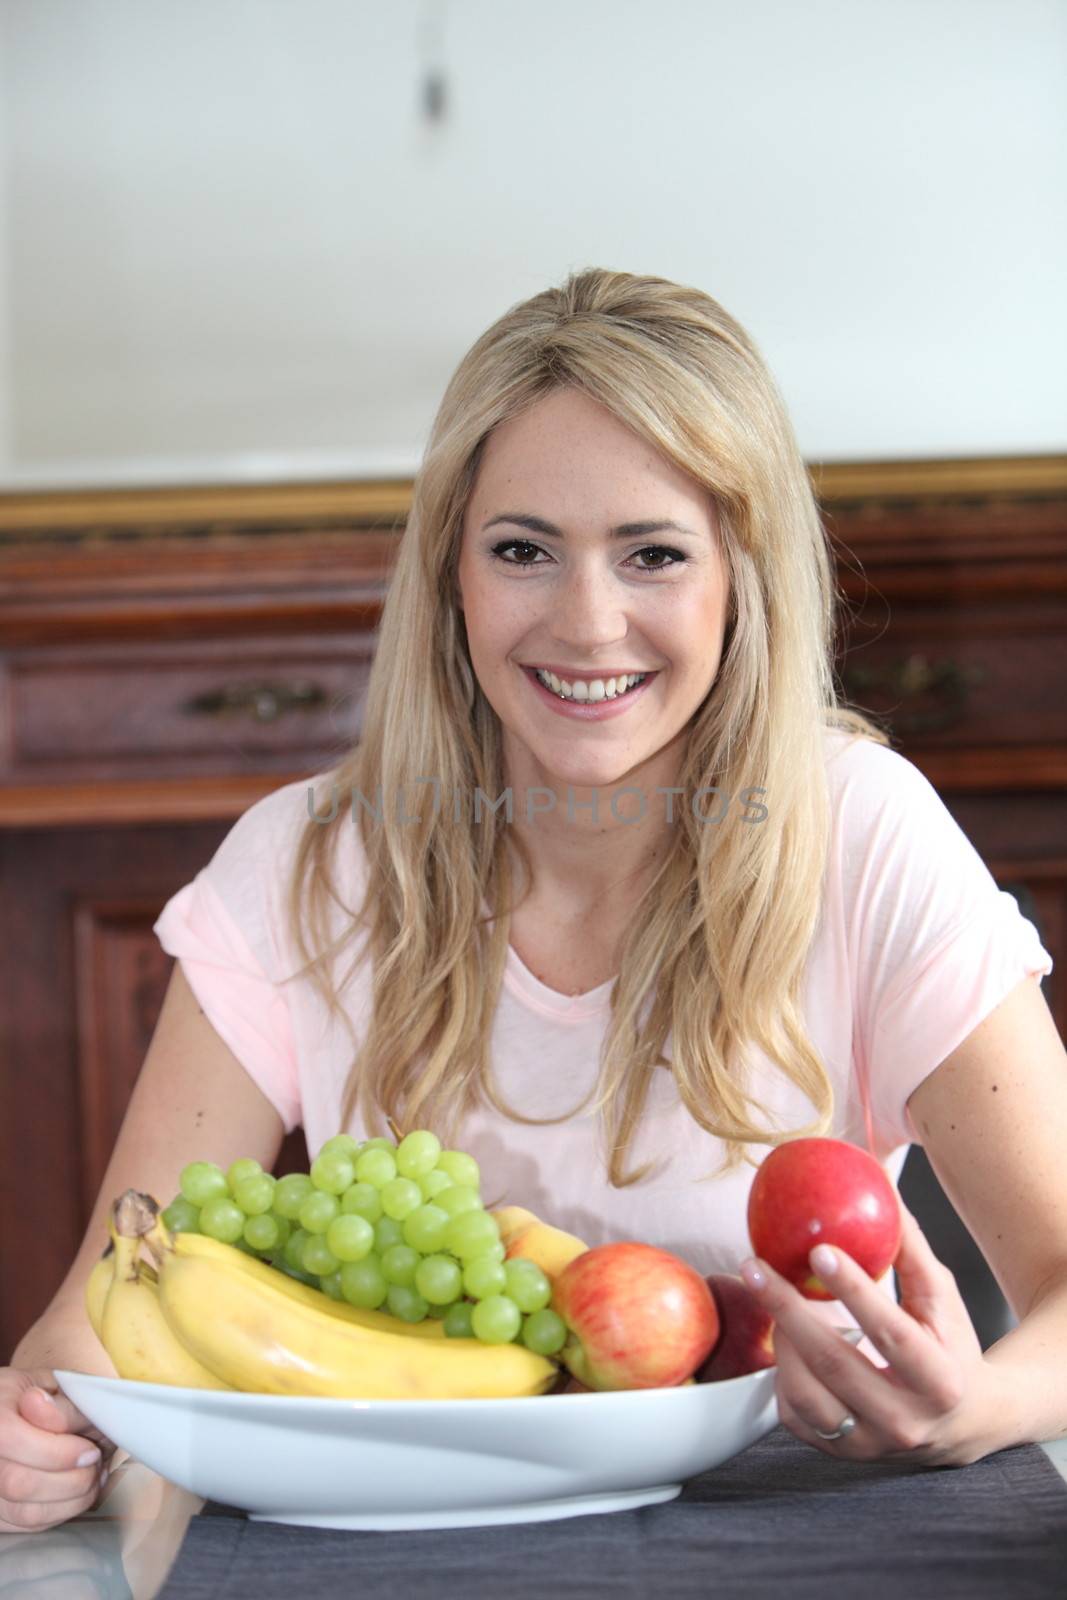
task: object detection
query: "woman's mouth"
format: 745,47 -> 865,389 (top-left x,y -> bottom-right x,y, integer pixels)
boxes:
521,665 -> 657,720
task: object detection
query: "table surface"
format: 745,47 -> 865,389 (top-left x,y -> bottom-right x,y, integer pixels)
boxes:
1,1433 -> 1065,1600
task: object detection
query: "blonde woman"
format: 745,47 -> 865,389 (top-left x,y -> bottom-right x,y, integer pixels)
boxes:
4,269 -> 1065,1531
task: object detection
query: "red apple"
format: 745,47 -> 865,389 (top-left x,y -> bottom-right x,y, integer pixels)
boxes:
696,1273 -> 777,1381
551,1241 -> 720,1390
747,1137 -> 902,1299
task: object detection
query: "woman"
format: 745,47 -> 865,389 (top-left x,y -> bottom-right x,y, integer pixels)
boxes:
4,268 -> 1065,1532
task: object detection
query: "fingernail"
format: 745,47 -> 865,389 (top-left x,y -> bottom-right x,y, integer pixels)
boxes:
740,1258 -> 767,1291
811,1244 -> 839,1277
33,1387 -> 58,1408
77,1448 -> 101,1467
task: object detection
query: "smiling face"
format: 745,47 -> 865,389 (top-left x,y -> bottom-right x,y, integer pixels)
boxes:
455,385 -> 731,803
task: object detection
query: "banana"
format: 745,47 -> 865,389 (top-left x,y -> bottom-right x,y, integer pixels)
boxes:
200,1234 -> 448,1341
491,1206 -> 541,1246
124,1198 -> 558,1400
85,1243 -> 115,1340
99,1212 -> 233,1390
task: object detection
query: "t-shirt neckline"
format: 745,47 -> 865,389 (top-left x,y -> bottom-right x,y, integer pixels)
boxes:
503,940 -> 616,1020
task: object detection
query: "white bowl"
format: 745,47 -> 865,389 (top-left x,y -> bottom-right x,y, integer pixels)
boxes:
55,1368 -> 779,1531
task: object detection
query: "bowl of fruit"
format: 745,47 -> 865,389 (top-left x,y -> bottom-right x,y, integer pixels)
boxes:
58,1130 -> 782,1530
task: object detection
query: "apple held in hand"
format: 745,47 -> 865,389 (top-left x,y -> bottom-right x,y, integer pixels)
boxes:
747,1136 -> 902,1299
696,1273 -> 776,1382
551,1242 -> 720,1391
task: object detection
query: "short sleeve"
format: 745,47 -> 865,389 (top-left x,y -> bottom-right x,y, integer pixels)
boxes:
152,781 -> 315,1135
844,745 -> 1053,1155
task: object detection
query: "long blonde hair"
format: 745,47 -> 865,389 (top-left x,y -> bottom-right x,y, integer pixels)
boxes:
285,268 -> 889,1184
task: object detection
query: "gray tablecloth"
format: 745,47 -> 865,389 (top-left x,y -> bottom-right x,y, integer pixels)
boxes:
158,1425 -> 1067,1600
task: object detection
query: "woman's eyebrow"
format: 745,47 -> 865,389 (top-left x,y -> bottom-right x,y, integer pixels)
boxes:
482,513 -> 701,540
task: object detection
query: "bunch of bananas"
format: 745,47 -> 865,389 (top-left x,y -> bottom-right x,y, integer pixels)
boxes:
88,1190 -> 558,1400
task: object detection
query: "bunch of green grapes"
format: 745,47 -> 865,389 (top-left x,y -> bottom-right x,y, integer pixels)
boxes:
161,1130 -> 568,1356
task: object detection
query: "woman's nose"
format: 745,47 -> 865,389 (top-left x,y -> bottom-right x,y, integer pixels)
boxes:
550,562 -> 628,641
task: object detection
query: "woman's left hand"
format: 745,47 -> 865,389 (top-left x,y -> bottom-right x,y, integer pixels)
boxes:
739,1201 -> 1003,1466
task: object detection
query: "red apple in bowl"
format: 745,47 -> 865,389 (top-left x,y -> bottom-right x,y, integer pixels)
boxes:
551,1241 -> 720,1391
747,1137 -> 902,1299
696,1273 -> 777,1381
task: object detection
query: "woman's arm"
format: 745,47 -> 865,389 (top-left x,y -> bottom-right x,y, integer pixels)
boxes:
904,970 -> 1067,1452
739,972 -> 1067,1464
13,958 -> 286,1362
3,959 -> 287,1532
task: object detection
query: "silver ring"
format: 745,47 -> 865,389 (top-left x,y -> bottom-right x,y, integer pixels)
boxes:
814,1413 -> 857,1441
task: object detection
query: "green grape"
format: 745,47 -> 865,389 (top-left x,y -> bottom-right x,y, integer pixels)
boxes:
232,1173 -> 276,1216
319,1270 -> 344,1300
325,1213 -> 375,1263
340,1181 -> 383,1223
380,1176 -> 422,1220
386,1284 -> 429,1323
319,1133 -> 362,1158
310,1151 -> 356,1195
443,1300 -> 475,1338
355,1147 -> 397,1188
226,1157 -> 262,1191
273,1173 -> 314,1219
361,1137 -> 397,1154
380,1243 -> 419,1287
425,1301 -> 450,1319
400,1203 -> 450,1254
470,1294 -> 522,1344
301,1234 -> 341,1278
284,1226 -> 310,1271
161,1195 -> 200,1234
434,1183 -> 481,1219
373,1215 -> 404,1253
520,1307 -> 568,1356
243,1212 -> 280,1252
435,1150 -> 480,1188
481,1240 -> 506,1265
413,1254 -> 463,1306
268,1212 -> 292,1250
503,1259 -> 552,1313
417,1168 -> 455,1201
340,1255 -> 388,1309
395,1129 -> 442,1178
462,1255 -> 507,1299
198,1195 -> 245,1244
179,1161 -> 228,1207
298,1191 -> 340,1234
443,1209 -> 501,1261
232,1239 -> 258,1256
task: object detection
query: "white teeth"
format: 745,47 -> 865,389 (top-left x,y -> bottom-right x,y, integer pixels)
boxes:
534,669 -> 648,702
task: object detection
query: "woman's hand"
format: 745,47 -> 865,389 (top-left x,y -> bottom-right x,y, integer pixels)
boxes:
0,1368 -> 114,1532
739,1202 -> 1003,1467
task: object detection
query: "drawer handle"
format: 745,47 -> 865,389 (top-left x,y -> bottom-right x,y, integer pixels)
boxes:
841,654 -> 989,735
180,680 -> 329,723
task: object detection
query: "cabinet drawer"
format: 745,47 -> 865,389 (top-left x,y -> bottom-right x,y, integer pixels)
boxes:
837,616 -> 1067,746
2,634 -> 371,782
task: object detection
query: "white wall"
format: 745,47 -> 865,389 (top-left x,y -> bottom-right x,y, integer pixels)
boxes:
0,0 -> 1064,488
0,18 -> 12,478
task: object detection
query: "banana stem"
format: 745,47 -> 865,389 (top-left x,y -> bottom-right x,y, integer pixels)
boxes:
113,1189 -> 160,1240
142,1218 -> 173,1268
111,1231 -> 141,1283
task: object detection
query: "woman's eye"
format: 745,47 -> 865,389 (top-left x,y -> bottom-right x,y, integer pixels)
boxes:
631,545 -> 685,571
490,540 -> 685,572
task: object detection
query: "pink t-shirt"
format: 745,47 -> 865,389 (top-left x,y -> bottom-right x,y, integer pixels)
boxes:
153,727 -> 1052,1289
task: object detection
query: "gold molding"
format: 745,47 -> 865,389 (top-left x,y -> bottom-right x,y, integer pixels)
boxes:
811,454 -> 1067,502
0,455 -> 1064,536
0,479 -> 413,534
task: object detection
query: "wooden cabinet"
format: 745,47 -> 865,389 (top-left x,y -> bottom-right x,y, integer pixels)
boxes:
1,464 -> 1064,1359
